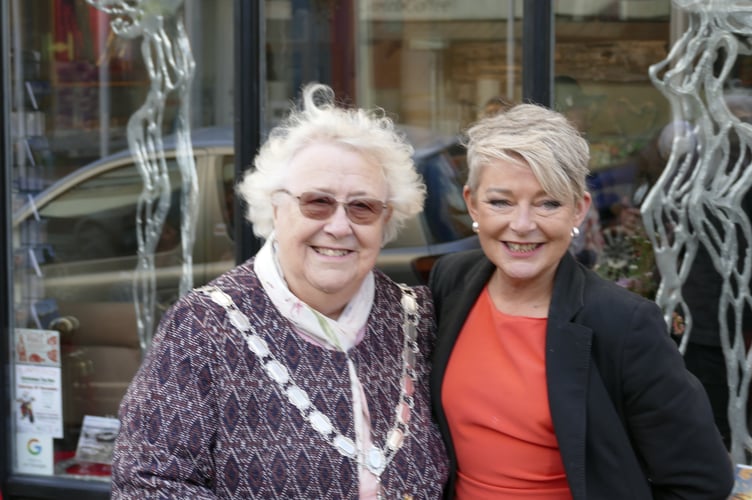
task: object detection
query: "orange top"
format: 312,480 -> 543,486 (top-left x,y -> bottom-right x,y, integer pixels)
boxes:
442,286 -> 572,499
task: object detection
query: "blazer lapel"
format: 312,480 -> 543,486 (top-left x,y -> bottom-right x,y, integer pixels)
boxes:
432,255 -> 495,383
546,253 -> 593,500
429,252 -> 496,490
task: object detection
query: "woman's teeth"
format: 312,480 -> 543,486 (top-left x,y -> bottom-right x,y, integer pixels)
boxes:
507,242 -> 538,252
315,247 -> 350,256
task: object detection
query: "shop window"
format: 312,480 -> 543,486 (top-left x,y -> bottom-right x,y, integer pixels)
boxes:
9,0 -> 235,483
551,1 -> 673,288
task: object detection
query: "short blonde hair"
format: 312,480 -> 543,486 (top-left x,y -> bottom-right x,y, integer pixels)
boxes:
237,83 -> 426,243
465,103 -> 590,203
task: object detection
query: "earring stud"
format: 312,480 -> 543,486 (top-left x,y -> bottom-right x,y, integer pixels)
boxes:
472,221 -> 479,233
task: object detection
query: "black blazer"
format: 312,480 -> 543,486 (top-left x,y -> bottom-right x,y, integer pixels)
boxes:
429,249 -> 734,499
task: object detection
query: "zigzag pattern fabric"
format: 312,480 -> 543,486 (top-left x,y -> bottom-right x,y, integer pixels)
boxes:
111,261 -> 449,498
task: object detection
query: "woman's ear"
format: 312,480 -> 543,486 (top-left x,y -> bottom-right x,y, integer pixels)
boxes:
574,191 -> 593,227
463,185 -> 479,221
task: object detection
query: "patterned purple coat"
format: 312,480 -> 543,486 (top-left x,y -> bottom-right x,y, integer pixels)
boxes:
111,260 -> 449,498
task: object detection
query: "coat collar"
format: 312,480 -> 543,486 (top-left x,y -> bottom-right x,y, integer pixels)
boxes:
434,255 -> 495,353
549,251 -> 587,320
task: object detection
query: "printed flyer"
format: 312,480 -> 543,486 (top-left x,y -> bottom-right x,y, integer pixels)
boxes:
14,363 -> 63,438
74,415 -> 120,464
15,328 -> 60,366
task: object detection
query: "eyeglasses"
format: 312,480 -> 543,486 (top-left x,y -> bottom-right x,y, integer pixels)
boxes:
275,190 -> 389,225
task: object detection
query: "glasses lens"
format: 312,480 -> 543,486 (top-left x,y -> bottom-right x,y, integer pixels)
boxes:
346,199 -> 383,224
297,192 -> 337,220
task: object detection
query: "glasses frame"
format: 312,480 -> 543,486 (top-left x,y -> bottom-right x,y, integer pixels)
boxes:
274,189 -> 389,225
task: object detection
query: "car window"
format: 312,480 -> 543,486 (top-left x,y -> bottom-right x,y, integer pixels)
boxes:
35,160 -> 184,263
417,146 -> 474,244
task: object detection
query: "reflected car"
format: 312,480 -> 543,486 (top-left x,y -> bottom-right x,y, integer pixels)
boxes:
11,126 -> 478,430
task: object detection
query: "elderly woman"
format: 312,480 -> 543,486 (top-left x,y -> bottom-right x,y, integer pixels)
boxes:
111,83 -> 449,498
428,103 -> 734,499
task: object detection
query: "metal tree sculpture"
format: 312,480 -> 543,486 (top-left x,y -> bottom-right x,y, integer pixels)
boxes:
87,0 -> 198,354
644,0 -> 752,463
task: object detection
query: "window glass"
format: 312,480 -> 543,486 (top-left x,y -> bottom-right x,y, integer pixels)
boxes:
9,0 -> 234,481
554,1 -> 673,281
555,2 -> 672,175
266,0 -> 522,133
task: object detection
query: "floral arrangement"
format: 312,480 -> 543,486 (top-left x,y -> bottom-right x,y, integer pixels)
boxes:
595,220 -> 658,300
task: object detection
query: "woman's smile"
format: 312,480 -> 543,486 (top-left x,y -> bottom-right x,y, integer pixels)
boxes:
311,245 -> 353,257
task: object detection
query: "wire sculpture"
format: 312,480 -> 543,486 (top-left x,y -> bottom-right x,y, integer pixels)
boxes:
87,0 -> 198,355
644,0 -> 752,463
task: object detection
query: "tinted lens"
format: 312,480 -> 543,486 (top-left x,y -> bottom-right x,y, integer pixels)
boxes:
297,192 -> 337,219
345,199 -> 383,224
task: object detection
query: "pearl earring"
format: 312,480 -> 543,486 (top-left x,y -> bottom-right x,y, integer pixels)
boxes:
472,221 -> 479,233
571,226 -> 581,238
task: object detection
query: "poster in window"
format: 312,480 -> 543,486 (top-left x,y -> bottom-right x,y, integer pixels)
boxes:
14,364 -> 63,438
15,328 -> 60,366
74,415 -> 120,465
